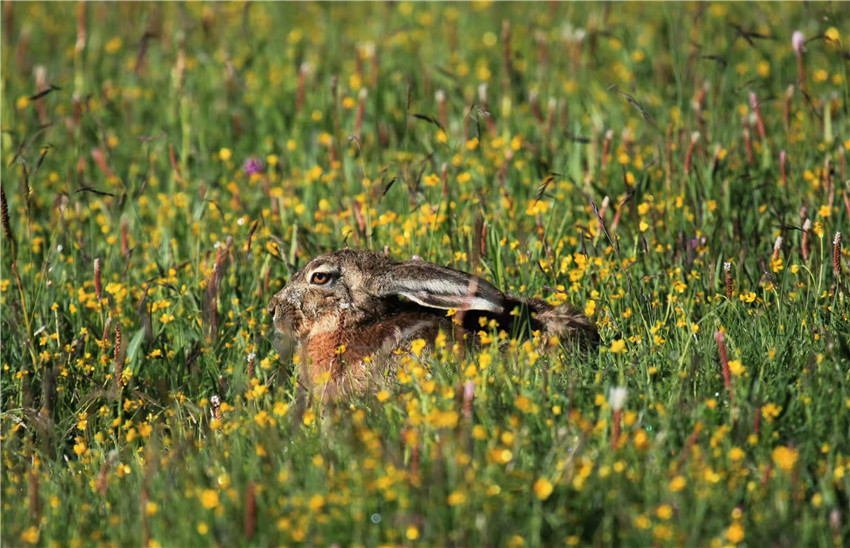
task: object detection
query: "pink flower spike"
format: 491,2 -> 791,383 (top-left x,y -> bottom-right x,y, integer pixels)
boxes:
792,31 -> 805,54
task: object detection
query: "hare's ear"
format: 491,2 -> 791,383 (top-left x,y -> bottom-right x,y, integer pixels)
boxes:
370,261 -> 507,313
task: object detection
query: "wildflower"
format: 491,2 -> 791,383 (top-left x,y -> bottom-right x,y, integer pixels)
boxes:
608,387 -> 628,410
825,27 -> 840,43
793,30 -> 806,91
105,37 -> 123,53
406,526 -> 420,540
609,386 -> 628,446
410,339 -> 427,357
514,396 -> 534,414
533,478 -> 554,500
715,331 -> 734,402
728,360 -> 745,376
20,526 -> 39,544
726,522 -> 745,543
761,403 -> 782,422
633,429 -> 649,450
243,156 -> 265,176
772,446 -> 798,472
669,476 -> 687,492
609,339 -> 626,353
633,514 -> 651,529
447,489 -> 466,505
728,447 -> 746,462
200,489 -> 220,509
218,148 -> 233,161
308,494 -> 325,511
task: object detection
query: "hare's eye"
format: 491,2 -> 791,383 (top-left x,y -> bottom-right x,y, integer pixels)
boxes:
310,272 -> 331,285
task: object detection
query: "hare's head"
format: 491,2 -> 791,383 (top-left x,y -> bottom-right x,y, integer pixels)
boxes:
267,249 -> 507,341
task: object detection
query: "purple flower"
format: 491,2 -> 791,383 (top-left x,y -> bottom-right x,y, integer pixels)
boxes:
243,156 -> 265,176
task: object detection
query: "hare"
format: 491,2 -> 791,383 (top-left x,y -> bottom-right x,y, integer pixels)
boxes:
268,249 -> 598,400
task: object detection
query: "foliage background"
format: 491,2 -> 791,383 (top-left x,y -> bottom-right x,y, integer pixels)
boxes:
1,2 -> 849,546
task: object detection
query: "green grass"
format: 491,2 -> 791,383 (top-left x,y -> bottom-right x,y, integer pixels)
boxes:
2,2 -> 849,546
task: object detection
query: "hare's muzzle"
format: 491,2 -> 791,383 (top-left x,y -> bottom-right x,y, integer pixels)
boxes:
267,294 -> 280,317
267,294 -> 285,330
268,292 -> 298,335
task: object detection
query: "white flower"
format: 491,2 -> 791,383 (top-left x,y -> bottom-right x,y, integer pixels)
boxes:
608,387 -> 628,411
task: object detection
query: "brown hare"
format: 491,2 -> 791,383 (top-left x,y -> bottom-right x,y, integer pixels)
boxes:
268,249 -> 598,401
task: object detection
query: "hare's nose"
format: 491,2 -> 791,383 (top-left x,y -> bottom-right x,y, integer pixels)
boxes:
267,296 -> 279,317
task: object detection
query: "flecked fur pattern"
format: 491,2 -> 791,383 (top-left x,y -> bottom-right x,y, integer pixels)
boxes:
268,249 -> 599,401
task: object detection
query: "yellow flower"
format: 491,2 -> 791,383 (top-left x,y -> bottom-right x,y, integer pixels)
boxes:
609,339 -> 626,353
20,526 -> 39,544
761,403 -> 782,422
669,476 -> 686,492
726,522 -> 745,543
772,446 -> 798,472
728,447 -> 745,462
406,526 -> 420,540
447,489 -> 466,505
514,396 -> 535,414
728,360 -> 745,376
105,37 -> 123,53
818,205 -> 831,218
409,338 -> 427,357
633,514 -> 651,529
146,501 -> 159,516
308,494 -> 325,511
825,27 -> 840,42
533,478 -> 554,500
273,401 -> 290,416
656,504 -> 672,519
218,148 -> 232,161
376,390 -> 390,402
489,448 -> 512,464
200,489 -> 220,509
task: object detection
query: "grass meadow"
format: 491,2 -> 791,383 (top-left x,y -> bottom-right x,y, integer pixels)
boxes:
2,2 -> 850,546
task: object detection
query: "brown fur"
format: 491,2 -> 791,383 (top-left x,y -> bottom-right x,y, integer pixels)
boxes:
268,249 -> 598,401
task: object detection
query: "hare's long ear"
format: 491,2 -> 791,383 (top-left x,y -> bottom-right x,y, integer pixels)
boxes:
370,261 -> 507,313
